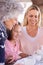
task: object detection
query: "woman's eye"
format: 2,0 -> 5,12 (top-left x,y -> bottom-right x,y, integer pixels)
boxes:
35,15 -> 37,18
29,15 -> 33,17
29,15 -> 38,18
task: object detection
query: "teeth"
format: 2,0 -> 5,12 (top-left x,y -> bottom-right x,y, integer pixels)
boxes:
32,23 -> 35,25
32,22 -> 37,25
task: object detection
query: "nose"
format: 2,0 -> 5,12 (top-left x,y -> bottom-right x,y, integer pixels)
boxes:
32,17 -> 38,24
32,16 -> 36,21
31,17 -> 38,25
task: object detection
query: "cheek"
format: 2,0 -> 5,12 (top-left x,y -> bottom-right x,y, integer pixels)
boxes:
27,16 -> 32,21
14,32 -> 17,37
37,18 -> 39,22
27,18 -> 31,24
35,18 -> 39,24
18,32 -> 21,36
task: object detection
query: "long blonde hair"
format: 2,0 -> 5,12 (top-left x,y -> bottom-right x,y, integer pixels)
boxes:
23,5 -> 41,27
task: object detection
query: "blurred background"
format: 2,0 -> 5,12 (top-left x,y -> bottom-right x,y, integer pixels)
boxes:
0,0 -> 43,26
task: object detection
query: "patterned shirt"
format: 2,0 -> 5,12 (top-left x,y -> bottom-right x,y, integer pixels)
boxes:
0,21 -> 7,63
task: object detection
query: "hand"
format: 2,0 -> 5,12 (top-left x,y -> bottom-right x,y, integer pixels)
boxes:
6,56 -> 15,63
19,53 -> 29,58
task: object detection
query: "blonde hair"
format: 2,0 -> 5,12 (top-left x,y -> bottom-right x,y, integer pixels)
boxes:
23,5 -> 41,27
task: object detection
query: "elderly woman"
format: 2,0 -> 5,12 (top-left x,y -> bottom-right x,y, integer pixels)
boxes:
2,2 -> 24,65
3,1 -> 24,40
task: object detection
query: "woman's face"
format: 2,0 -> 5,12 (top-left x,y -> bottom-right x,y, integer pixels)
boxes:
27,9 -> 39,26
4,18 -> 18,30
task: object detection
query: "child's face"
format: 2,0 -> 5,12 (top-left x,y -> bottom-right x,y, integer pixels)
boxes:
13,25 -> 21,38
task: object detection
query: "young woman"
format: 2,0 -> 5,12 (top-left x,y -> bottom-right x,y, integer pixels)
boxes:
19,5 -> 43,55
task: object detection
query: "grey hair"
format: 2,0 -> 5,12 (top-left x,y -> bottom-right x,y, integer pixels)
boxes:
2,1 -> 24,21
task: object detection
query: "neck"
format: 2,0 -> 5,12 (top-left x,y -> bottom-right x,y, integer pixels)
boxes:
26,25 -> 38,37
10,39 -> 16,46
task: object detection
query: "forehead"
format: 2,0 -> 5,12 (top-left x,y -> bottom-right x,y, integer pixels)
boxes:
27,9 -> 39,16
4,18 -> 17,24
13,25 -> 21,30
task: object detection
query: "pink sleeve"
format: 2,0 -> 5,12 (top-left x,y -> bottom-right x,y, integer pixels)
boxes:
5,40 -> 12,59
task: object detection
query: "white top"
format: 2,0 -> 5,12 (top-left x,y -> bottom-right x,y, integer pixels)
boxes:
20,27 -> 43,55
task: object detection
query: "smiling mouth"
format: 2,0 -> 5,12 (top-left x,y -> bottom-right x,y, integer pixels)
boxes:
31,22 -> 37,25
31,22 -> 35,25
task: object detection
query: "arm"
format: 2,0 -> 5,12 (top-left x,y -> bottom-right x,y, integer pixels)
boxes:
19,53 -> 29,58
19,40 -> 29,58
5,55 -> 16,64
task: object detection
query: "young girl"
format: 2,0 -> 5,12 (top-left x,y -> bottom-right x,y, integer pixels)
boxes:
5,22 -> 28,65
5,23 -> 22,64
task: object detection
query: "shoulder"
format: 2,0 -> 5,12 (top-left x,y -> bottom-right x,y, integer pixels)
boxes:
22,26 -> 26,30
5,39 -> 10,44
21,26 -> 26,33
5,40 -> 12,49
20,26 -> 28,39
38,27 -> 43,36
0,21 -> 7,38
39,27 -> 43,32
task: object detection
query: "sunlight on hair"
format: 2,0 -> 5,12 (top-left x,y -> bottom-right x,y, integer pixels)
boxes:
18,2 -> 32,23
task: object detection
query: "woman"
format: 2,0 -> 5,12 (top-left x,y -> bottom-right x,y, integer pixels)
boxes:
19,5 -> 43,55
3,18 -> 18,40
